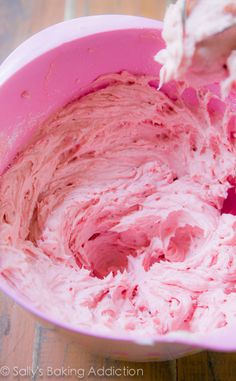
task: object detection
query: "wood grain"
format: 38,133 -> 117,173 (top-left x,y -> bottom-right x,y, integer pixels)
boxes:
0,0 -> 65,63
74,0 -> 167,18
0,1 -> 235,380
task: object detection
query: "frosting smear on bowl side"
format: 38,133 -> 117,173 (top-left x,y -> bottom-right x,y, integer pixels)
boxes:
0,72 -> 236,339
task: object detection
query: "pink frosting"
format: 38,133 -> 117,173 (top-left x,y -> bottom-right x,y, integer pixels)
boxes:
155,0 -> 236,97
0,72 -> 236,338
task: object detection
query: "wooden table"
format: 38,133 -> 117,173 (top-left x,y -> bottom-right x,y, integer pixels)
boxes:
0,1 -> 235,380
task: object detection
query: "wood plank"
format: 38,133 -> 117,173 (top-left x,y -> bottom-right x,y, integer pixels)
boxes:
74,0 -> 89,17
0,292 -> 36,369
140,0 -> 167,20
33,325 -> 176,381
176,351 -> 236,381
85,0 -> 118,15
0,0 -> 65,63
75,0 -> 168,19
207,352 -> 236,381
27,0 -> 65,34
117,0 -> 142,16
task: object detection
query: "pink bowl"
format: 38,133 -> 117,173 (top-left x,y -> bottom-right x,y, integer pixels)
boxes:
0,15 -> 236,361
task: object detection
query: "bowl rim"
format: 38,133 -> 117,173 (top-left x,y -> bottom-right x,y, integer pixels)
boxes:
0,14 -> 162,86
